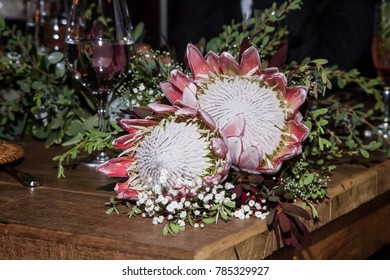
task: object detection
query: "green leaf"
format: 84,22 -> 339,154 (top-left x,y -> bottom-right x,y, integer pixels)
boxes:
366,141 -> 382,150
223,201 -> 236,208
163,224 -> 169,236
211,204 -> 221,211
202,217 -> 217,224
133,22 -> 144,42
360,148 -> 369,158
55,62 -> 66,78
318,119 -> 328,126
304,174 -> 314,185
47,52 -> 64,64
169,223 -> 181,234
16,80 -> 31,93
311,58 -> 328,65
31,81 -> 45,90
219,209 -> 228,220
105,207 -> 115,215
312,108 -> 328,120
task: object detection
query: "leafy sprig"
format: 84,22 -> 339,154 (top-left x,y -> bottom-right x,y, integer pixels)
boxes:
53,122 -> 121,178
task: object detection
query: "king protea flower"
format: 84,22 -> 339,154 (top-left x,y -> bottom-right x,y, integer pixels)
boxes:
96,117 -> 231,200
149,44 -> 310,174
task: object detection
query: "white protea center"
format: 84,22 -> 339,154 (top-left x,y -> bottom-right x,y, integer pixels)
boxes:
198,76 -> 287,156
134,119 -> 213,191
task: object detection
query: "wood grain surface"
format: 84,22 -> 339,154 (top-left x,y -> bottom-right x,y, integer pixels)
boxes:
0,139 -> 389,259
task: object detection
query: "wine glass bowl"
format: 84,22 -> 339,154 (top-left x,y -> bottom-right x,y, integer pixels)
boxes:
372,1 -> 390,138
65,0 -> 134,164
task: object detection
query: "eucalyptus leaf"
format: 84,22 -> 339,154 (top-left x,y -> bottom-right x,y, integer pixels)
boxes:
47,52 -> 64,64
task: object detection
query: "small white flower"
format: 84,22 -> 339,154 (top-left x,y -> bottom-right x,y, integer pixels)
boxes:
194,210 -> 200,216
166,204 -> 175,213
234,210 -> 245,220
255,211 -> 263,219
133,88 -> 139,94
139,83 -> 145,91
242,205 -> 250,212
203,194 -> 213,203
248,200 -> 255,207
177,220 -> 185,227
214,193 -> 224,203
194,223 -> 199,228
179,211 -> 187,219
198,193 -> 204,200
225,183 -> 235,190
231,193 -> 237,200
145,199 -> 153,207
184,201 -> 191,207
167,214 -> 173,220
161,197 -> 169,205
255,211 -> 269,220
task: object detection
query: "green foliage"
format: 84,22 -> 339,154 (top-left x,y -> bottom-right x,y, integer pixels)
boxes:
52,123 -> 121,178
203,0 -> 302,60
116,48 -> 182,107
0,19 -> 93,146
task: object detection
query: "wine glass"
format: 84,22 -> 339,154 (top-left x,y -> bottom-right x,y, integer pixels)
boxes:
372,0 -> 390,138
64,0 -> 134,165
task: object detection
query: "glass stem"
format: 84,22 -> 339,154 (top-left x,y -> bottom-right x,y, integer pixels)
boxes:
94,91 -> 109,133
93,90 -> 110,163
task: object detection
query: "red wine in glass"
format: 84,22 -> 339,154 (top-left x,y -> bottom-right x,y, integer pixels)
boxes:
65,41 -> 133,132
65,0 -> 134,165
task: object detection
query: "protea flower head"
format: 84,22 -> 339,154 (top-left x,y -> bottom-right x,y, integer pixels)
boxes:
150,44 -> 310,174
96,116 -> 231,200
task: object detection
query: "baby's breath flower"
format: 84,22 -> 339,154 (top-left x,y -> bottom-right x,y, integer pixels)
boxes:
179,211 -> 187,219
177,220 -> 185,227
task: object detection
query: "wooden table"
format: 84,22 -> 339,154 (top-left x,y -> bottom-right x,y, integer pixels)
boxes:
0,138 -> 389,260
